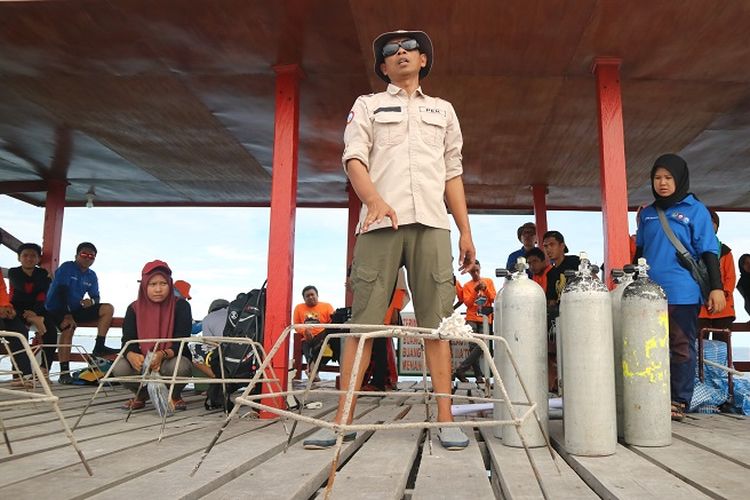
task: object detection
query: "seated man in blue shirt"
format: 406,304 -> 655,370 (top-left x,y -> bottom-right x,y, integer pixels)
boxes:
45,242 -> 116,383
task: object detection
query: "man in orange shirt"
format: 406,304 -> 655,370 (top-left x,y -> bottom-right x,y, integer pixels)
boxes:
698,209 -> 736,343
293,285 -> 335,379
454,260 -> 496,383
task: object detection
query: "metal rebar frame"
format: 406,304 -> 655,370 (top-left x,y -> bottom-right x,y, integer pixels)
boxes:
0,330 -> 93,475
74,336 -> 285,442
0,340 -> 103,390
191,323 -> 558,499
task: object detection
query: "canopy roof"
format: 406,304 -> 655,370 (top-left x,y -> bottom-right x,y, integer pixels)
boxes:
1,0 -> 749,210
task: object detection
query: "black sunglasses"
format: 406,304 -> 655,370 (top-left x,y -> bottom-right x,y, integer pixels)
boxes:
382,38 -> 420,58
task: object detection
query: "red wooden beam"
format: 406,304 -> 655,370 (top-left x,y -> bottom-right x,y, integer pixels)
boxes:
0,180 -> 48,195
593,57 -> 630,288
531,184 -> 548,245
260,64 -> 302,417
41,179 -> 67,273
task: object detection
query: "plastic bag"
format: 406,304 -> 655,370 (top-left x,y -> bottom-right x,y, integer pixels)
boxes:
143,351 -> 173,417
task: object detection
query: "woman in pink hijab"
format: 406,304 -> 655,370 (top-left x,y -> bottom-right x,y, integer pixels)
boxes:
112,260 -> 193,411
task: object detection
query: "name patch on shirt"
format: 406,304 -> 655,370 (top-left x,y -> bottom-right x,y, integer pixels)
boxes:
419,106 -> 446,117
374,106 -> 402,114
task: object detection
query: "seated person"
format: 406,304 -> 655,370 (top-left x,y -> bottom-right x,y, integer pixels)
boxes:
8,243 -> 57,374
293,285 -> 336,379
112,260 -> 193,411
45,242 -> 116,383
201,299 -> 230,337
1,274 -> 33,386
190,299 -> 229,378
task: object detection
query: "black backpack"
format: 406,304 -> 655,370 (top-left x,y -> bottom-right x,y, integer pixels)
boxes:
204,283 -> 266,411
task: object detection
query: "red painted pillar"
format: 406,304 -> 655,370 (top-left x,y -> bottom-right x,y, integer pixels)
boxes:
261,64 -> 302,416
593,57 -> 630,289
345,182 -> 360,307
41,180 -> 67,274
531,184 -> 548,246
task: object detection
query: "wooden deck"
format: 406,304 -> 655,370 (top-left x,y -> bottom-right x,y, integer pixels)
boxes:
0,380 -> 748,499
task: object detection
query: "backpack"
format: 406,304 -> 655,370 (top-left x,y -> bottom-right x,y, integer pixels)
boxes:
204,283 -> 266,411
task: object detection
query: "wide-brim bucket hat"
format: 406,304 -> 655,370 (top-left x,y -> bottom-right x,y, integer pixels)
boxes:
373,29 -> 433,83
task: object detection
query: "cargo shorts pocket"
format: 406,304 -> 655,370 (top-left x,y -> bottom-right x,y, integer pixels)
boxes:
351,264 -> 380,314
432,268 -> 456,315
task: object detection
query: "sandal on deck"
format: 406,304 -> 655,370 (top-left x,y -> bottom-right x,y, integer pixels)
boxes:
671,401 -> 686,421
171,398 -> 187,411
122,398 -> 146,410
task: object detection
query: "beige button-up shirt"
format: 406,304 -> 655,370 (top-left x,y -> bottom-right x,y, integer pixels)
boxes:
342,84 -> 463,234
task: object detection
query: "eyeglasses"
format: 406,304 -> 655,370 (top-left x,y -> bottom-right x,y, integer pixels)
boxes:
78,252 -> 96,259
382,38 -> 420,58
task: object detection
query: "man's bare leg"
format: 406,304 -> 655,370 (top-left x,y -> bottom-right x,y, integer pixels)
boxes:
58,326 -> 73,364
97,303 -> 114,339
424,338 -> 453,421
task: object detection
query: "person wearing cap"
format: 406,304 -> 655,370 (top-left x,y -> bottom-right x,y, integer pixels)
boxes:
506,222 -> 537,271
541,230 -> 580,308
201,298 -> 230,337
697,209 -> 735,343
45,242 -> 116,383
174,280 -> 192,301
635,153 -> 724,421
113,260 -> 193,411
304,29 -> 476,451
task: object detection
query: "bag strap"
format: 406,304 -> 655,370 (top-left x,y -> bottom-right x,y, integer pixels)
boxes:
655,206 -> 695,262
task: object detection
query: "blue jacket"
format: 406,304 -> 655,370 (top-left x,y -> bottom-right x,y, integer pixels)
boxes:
636,194 -> 717,305
45,261 -> 100,313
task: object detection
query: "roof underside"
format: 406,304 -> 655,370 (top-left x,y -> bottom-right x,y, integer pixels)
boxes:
1,0 -> 750,211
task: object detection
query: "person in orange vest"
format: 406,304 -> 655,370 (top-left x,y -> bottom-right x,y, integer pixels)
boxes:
293,285 -> 335,381
526,247 -> 552,292
362,267 -> 410,391
698,209 -> 736,344
453,260 -> 496,383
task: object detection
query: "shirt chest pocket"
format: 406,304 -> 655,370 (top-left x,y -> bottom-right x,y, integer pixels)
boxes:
373,111 -> 407,146
419,111 -> 447,146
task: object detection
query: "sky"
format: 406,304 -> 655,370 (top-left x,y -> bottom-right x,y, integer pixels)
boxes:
2,194 -> 750,350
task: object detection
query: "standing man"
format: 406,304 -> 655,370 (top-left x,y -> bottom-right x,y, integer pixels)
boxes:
293,285 -> 336,378
541,230 -> 580,392
506,222 -> 537,271
454,260 -> 496,383
45,242 -> 116,383
304,29 -> 476,450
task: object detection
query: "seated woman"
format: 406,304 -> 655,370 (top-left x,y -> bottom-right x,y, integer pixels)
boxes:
112,260 -> 193,411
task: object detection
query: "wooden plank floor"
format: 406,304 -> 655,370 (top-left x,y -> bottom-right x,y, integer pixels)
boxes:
1,379 -> 748,499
